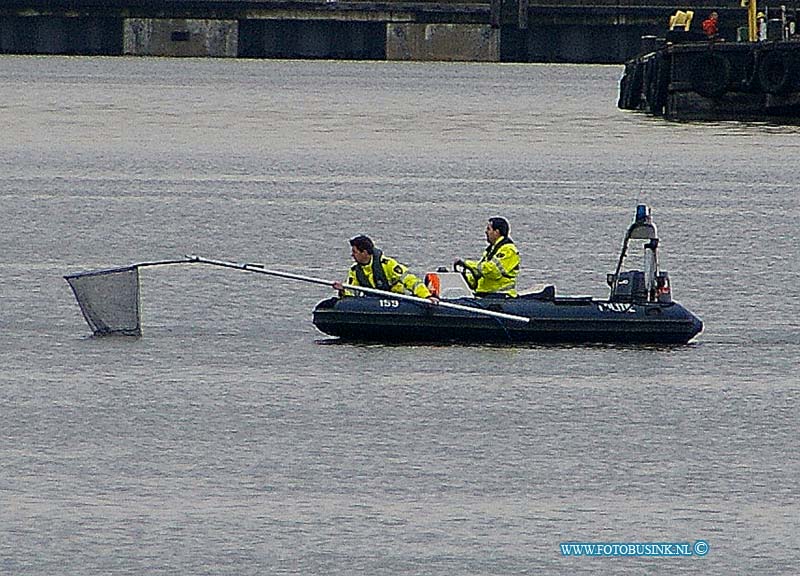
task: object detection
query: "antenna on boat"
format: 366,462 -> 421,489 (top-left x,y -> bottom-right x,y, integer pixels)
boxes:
636,148 -> 654,200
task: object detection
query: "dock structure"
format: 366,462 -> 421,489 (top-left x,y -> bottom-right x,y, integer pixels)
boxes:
619,40 -> 800,120
619,2 -> 800,120
0,1 -> 750,63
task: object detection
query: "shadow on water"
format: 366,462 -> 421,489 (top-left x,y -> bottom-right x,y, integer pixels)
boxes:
314,337 -> 703,352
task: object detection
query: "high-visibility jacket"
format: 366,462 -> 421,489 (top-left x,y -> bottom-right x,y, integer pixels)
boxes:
345,249 -> 431,298
702,17 -> 718,37
464,236 -> 520,297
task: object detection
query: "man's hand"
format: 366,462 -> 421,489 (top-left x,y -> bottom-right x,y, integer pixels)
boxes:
427,296 -> 440,305
332,281 -> 343,290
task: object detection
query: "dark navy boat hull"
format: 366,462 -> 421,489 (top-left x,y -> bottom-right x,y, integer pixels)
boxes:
312,295 -> 703,344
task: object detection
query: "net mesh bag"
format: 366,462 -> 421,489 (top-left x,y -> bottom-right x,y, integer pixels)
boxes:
65,266 -> 141,336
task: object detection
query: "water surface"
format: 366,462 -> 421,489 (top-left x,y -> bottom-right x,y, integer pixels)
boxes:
1,56 -> 798,575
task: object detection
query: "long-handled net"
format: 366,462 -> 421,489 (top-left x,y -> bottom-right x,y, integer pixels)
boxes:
65,255 -> 529,337
64,259 -> 187,336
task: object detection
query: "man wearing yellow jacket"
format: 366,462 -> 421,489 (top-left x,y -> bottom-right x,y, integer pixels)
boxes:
333,235 -> 435,300
455,217 -> 520,297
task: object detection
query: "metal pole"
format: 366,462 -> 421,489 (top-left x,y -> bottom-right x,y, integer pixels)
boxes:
187,255 -> 530,324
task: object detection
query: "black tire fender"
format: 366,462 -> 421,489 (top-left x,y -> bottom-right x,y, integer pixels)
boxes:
758,51 -> 795,94
630,62 -> 644,107
650,53 -> 670,115
618,68 -> 631,109
691,52 -> 731,98
619,64 -> 644,110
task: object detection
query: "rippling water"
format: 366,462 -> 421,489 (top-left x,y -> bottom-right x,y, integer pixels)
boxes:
1,55 -> 799,574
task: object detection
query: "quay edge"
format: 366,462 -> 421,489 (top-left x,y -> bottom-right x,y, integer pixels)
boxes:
0,0 -> 771,63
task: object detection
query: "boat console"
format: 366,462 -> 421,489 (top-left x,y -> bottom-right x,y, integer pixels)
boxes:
607,205 -> 672,305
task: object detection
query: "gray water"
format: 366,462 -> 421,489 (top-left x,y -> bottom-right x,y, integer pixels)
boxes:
1,55 -> 799,575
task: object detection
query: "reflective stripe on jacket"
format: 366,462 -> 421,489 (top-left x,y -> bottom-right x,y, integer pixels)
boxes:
464,236 -> 520,297
346,251 -> 431,298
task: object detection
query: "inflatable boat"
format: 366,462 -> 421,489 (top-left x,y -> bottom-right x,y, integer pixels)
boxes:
64,206 -> 702,345
312,206 -> 703,344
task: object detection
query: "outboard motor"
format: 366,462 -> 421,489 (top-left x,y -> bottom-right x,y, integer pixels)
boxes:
608,205 -> 671,304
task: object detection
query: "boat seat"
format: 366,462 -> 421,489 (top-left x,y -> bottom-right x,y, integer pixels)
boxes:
519,285 -> 556,301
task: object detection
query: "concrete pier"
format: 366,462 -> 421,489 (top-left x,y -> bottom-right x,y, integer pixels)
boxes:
124,19 -> 238,57
386,24 -> 499,62
0,1 -> 751,63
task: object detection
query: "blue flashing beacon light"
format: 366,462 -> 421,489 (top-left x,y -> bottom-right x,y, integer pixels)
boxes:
635,204 -> 650,224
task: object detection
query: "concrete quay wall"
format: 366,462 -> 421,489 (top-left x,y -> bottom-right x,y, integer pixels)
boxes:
0,1 -> 751,63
